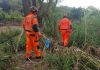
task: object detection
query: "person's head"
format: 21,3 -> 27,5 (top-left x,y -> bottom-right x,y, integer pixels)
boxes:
63,15 -> 67,18
63,13 -> 68,18
29,6 -> 38,14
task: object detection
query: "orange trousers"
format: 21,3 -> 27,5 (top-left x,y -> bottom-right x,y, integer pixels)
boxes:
60,30 -> 71,47
25,32 -> 41,58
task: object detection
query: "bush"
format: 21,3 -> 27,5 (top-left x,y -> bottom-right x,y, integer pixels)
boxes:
0,56 -> 17,70
0,9 -> 23,22
0,8 -> 5,20
46,49 -> 77,70
5,10 -> 23,22
0,28 -> 21,53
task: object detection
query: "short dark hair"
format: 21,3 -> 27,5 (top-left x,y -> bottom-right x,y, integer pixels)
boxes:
30,6 -> 38,12
63,16 -> 67,18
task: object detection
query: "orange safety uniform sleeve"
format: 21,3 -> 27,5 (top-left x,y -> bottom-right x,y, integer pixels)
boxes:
32,15 -> 43,37
32,17 -> 38,25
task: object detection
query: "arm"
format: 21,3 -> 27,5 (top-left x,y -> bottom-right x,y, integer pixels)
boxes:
32,16 -> 39,32
32,24 -> 39,32
32,17 -> 46,39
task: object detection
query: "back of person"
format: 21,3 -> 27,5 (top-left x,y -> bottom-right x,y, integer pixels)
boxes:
24,13 -> 35,32
23,6 -> 43,60
59,18 -> 71,31
58,16 -> 72,47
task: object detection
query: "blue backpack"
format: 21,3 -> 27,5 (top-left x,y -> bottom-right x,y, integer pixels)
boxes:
45,38 -> 50,48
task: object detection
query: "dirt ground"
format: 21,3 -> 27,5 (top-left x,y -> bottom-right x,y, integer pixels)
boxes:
15,51 -> 48,70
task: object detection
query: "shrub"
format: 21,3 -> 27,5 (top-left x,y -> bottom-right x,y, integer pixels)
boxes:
5,10 -> 23,22
0,8 -> 5,20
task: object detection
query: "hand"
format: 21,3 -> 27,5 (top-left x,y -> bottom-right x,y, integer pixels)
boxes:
43,35 -> 47,39
39,32 -> 47,39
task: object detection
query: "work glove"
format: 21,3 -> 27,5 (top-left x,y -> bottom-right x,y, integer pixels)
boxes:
42,35 -> 47,39
32,24 -> 39,32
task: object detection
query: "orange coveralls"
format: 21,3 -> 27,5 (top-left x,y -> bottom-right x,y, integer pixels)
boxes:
23,13 -> 42,58
59,18 -> 71,47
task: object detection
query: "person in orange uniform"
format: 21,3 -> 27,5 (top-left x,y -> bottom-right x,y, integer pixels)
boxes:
23,6 -> 45,60
58,15 -> 72,47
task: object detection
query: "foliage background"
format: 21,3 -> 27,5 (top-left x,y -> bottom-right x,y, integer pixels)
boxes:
0,0 -> 100,70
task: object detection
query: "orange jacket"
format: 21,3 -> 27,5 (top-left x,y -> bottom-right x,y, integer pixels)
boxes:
59,18 -> 71,30
23,13 -> 38,32
23,13 -> 42,37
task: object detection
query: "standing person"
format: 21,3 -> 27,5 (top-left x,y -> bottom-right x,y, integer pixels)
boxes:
58,15 -> 72,47
23,6 -> 45,60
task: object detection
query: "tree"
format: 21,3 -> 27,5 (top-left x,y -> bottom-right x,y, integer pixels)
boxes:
70,7 -> 84,20
1,0 -> 10,12
22,0 -> 31,16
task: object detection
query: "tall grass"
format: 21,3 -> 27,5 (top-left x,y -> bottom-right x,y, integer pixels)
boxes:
0,27 -> 21,70
68,14 -> 100,48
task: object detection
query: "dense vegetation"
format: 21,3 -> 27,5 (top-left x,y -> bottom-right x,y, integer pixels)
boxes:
0,0 -> 100,70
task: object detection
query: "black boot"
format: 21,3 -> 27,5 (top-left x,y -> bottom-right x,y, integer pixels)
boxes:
35,56 -> 42,62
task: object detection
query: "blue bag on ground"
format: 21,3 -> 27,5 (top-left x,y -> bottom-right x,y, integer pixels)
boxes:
45,38 -> 50,48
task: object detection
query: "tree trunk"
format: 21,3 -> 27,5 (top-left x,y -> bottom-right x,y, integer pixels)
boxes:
22,0 -> 31,16
1,0 -> 10,12
32,0 -> 36,6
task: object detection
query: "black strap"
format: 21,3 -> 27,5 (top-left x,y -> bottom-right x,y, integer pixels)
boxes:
60,29 -> 67,30
34,40 -> 39,42
30,34 -> 35,36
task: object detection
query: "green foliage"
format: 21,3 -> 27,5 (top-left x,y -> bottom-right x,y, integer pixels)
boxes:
0,0 -> 100,69
0,43 -> 18,70
79,57 -> 99,70
9,0 -> 22,10
18,33 -> 26,50
0,0 -> 22,11
46,48 -> 100,70
0,56 -> 17,70
0,27 -> 21,69
0,28 -> 21,54
0,9 -> 23,22
70,7 -> 84,20
69,22 -> 85,47
0,0 -> 23,22
0,29 -> 21,44
5,10 -> 23,22
46,51 -> 76,70
0,8 -> 5,20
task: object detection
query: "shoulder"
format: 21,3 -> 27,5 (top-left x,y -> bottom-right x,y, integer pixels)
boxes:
65,18 -> 71,22
32,14 -> 37,19
32,15 -> 36,18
